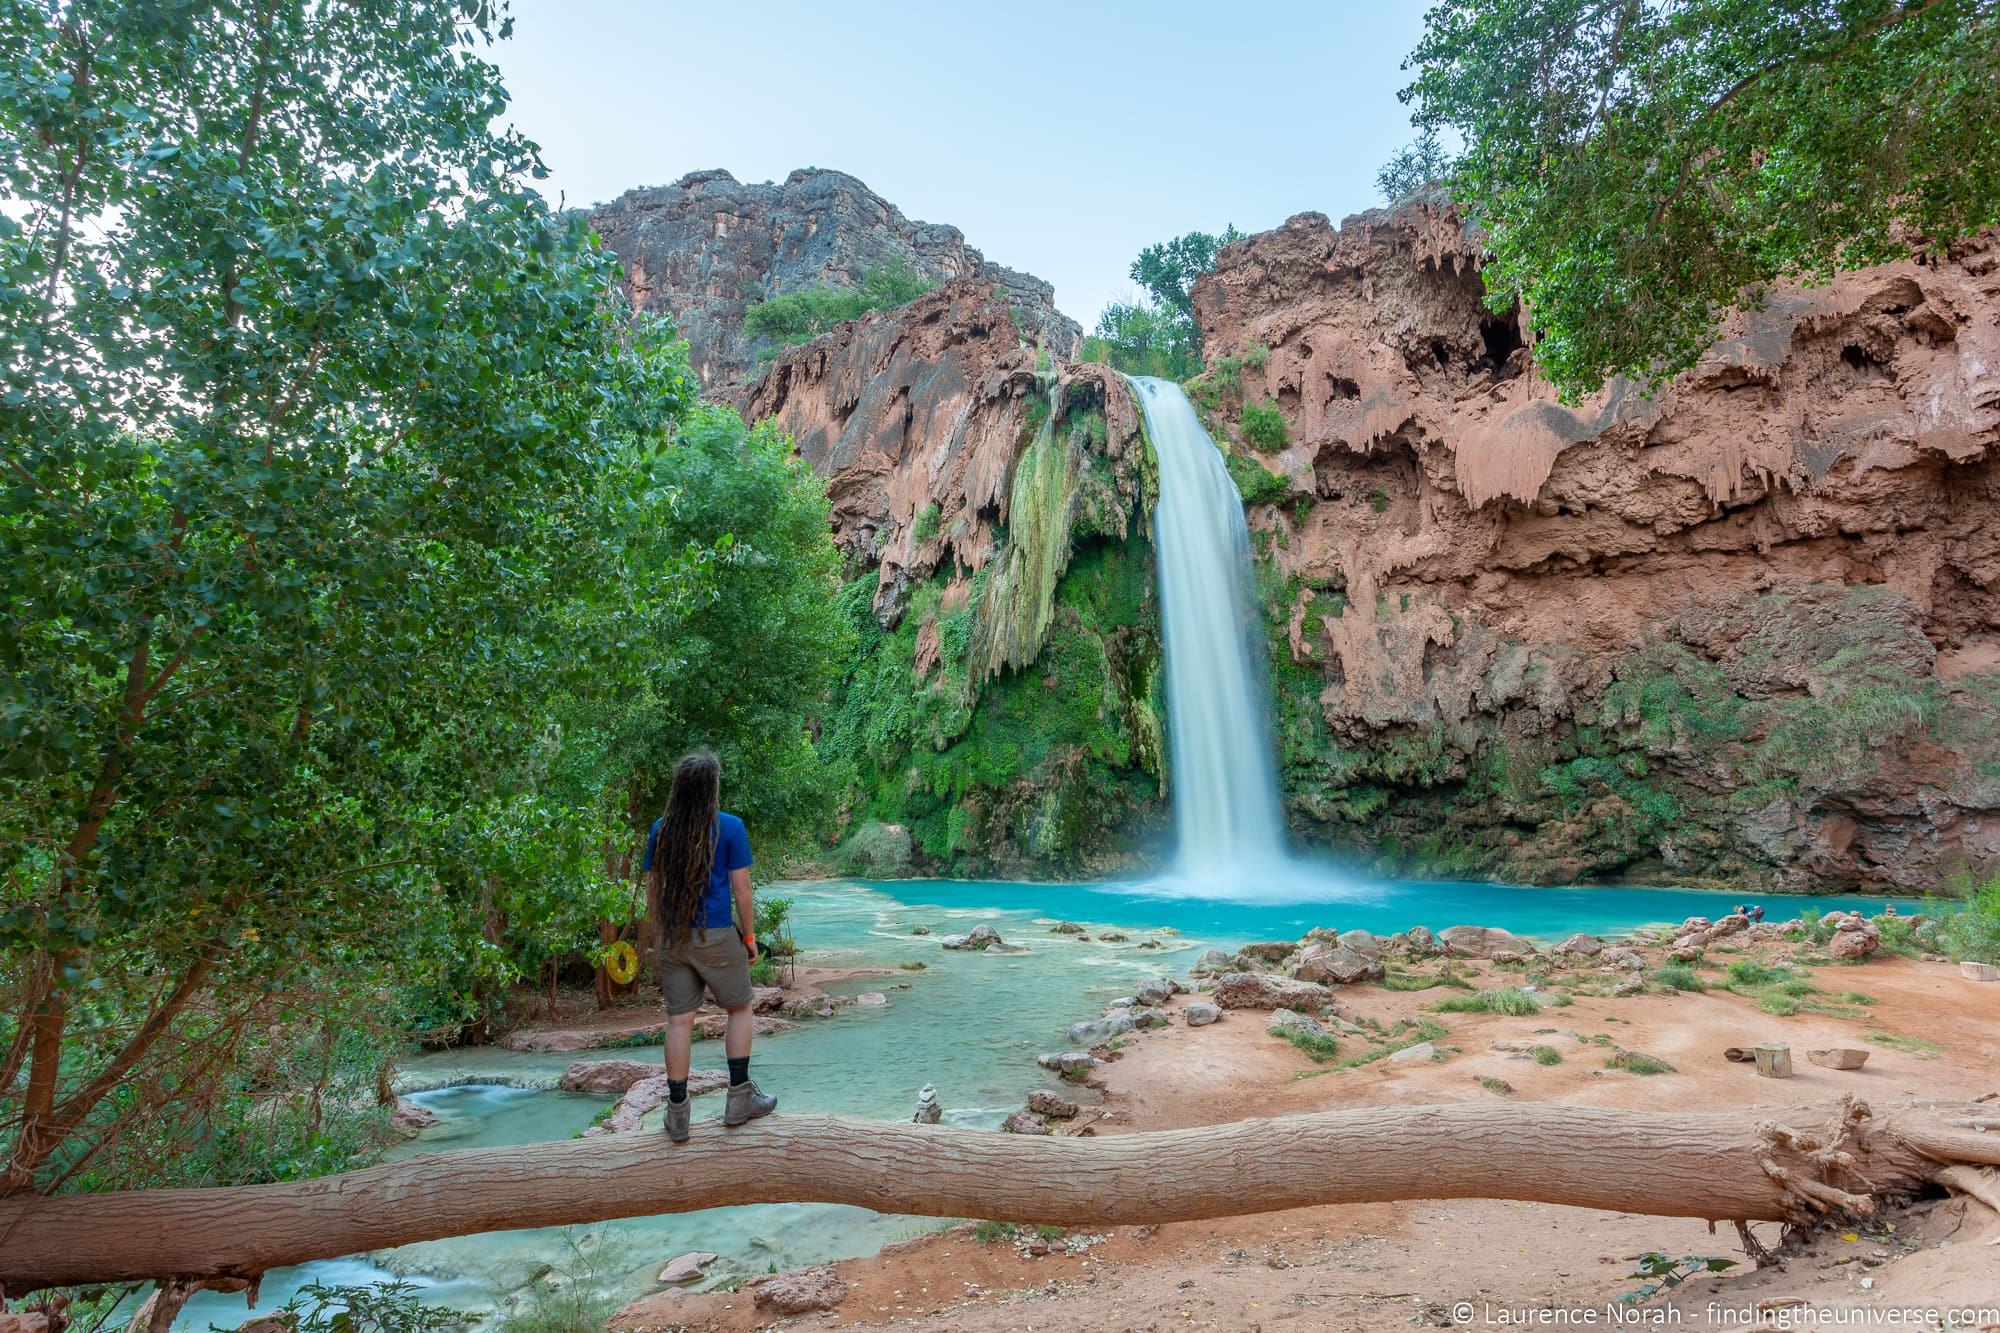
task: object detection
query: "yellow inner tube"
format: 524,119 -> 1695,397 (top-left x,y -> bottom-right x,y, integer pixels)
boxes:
604,940 -> 639,986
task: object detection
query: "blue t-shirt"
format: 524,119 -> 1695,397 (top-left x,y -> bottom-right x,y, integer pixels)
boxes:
643,811 -> 753,930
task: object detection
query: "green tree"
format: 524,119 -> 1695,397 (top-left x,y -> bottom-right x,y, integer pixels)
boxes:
0,0 -> 694,1192
1082,228 -> 1242,380
1400,0 -> 2000,396
1376,127 -> 1455,202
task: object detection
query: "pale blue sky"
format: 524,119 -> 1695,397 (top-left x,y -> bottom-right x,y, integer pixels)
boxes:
491,1 -> 1431,328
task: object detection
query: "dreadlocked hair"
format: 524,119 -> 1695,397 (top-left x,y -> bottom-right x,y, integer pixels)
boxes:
650,749 -> 721,951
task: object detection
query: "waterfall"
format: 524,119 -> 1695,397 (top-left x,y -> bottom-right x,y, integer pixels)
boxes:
1130,375 -> 1293,887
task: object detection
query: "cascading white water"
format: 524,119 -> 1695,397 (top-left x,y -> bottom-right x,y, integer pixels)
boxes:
1131,375 -> 1293,886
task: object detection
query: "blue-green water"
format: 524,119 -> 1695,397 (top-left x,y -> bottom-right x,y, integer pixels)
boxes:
179,874 -> 1925,1328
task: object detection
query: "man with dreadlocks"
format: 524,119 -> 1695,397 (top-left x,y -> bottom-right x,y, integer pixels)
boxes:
643,748 -> 777,1142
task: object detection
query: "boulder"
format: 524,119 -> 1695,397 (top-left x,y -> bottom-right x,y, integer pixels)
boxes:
941,922 -> 1003,951
1438,924 -> 1537,960
1133,977 -> 1176,1007
1098,931 -> 1130,942
1336,929 -> 1384,958
854,991 -> 888,1007
0,1316 -> 50,1333
1190,948 -> 1234,974
1387,1042 -> 1439,1064
1036,1050 -> 1100,1078
1603,947 -> 1645,971
910,924 -> 930,936
657,1251 -> 719,1284
1211,971 -> 1333,1011
1050,921 -> 1087,935
750,1266 -> 846,1316
582,1069 -> 729,1136
1828,914 -> 1882,960
1292,942 -> 1385,986
1027,1088 -> 1078,1119
1552,933 -> 1603,957
750,985 -> 787,1013
561,1059 -> 671,1095
1236,940 -> 1297,966
1068,1010 -> 1136,1046
1911,919 -> 1942,951
1268,1007 -> 1329,1038
1131,1008 -> 1169,1030
1002,1109 -> 1051,1135
390,1097 -> 438,1133
1612,976 -> 1644,997
1962,960 -> 1999,982
1403,925 -> 1441,957
693,1012 -> 795,1040
1183,1001 -> 1222,1026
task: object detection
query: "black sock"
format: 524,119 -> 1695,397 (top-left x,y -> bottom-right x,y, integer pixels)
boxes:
727,1056 -> 750,1086
667,1079 -> 688,1105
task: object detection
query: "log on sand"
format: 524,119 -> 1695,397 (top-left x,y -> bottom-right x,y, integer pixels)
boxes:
3,1100 -> 1998,1291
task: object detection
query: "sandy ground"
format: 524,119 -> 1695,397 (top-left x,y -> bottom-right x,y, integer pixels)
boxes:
613,940 -> 2000,1333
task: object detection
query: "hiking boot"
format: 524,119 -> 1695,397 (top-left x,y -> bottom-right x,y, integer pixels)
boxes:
724,1080 -> 777,1126
665,1096 -> 691,1143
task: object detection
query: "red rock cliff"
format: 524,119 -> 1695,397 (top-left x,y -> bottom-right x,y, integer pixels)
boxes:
1191,203 -> 2000,891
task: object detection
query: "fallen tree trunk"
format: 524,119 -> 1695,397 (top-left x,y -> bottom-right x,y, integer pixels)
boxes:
2,1099 -> 1995,1291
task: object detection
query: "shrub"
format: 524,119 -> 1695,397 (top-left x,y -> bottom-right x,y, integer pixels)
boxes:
1936,874 -> 2000,964
1724,960 -> 1796,989
1270,1023 -> 1341,1062
278,1281 -> 462,1333
1433,987 -> 1543,1016
1530,1044 -> 1563,1065
972,1221 -> 1019,1243
1607,1049 -> 1676,1076
1651,964 -> 1706,992
1239,400 -> 1290,452
1225,451 -> 1290,506
911,502 -> 942,544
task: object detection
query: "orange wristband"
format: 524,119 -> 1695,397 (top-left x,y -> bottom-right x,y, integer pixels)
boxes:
742,933 -> 757,948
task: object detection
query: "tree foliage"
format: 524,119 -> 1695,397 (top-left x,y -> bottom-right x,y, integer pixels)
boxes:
742,260 -> 936,362
0,0 -> 840,1195
1376,127 -> 1455,202
1082,227 -> 1243,381
1400,0 -> 2000,396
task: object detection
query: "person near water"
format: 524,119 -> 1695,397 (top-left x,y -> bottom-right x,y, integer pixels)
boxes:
644,748 -> 777,1143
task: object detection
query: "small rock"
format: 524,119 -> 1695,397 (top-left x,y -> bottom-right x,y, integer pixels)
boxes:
910,925 -> 930,935
390,1097 -> 438,1133
1235,940 -> 1296,966
1387,1042 -> 1439,1064
1133,978 -> 1176,1007
1602,947 -> 1645,971
1036,1050 -> 1100,1078
1098,931 -> 1129,942
854,991 -> 887,1007
1961,960 -> 1999,982
1028,1088 -> 1078,1118
1828,914 -> 1881,960
1183,1001 -> 1222,1026
750,1266 -> 846,1316
1131,1008 -> 1169,1030
1403,925 -> 1440,957
1612,977 -> 1644,997
912,1083 -> 942,1124
1050,921 -> 1087,935
1553,933 -> 1603,957
657,1251 -> 718,1284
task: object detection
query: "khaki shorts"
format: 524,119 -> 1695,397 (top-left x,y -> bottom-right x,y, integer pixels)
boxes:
660,927 -> 753,1015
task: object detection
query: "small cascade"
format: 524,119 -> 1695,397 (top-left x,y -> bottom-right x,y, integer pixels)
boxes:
1129,375 -> 1293,888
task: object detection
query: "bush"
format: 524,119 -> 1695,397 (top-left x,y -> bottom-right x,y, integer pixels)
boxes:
277,1281 -> 462,1333
1530,1044 -> 1564,1065
911,503 -> 942,544
1607,1049 -> 1676,1076
1723,960 -> 1796,989
1239,400 -> 1290,452
1433,987 -> 1543,1016
1937,874 -> 2000,964
1269,1023 -> 1340,1062
1651,964 -> 1707,992
1225,451 -> 1290,506
972,1221 -> 1019,1243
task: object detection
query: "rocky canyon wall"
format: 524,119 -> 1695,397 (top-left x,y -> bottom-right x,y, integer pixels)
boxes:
1191,203 -> 2000,892
743,281 -> 1165,875
592,168 -> 1079,391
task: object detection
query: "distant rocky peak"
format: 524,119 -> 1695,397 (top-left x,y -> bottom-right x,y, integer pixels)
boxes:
591,168 -> 1078,391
